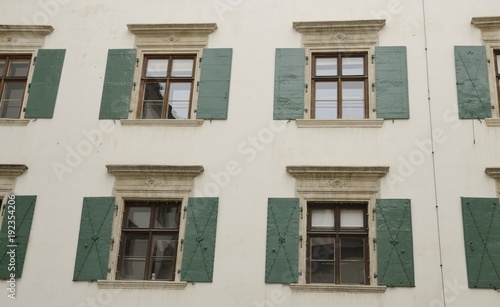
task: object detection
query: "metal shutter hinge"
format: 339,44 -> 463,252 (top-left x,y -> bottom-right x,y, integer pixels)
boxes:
136,58 -> 139,67
33,56 -> 37,65
27,83 -> 31,93
199,57 -> 202,68
196,81 -> 200,92
108,268 -> 112,273
180,238 -> 184,251
133,82 -> 136,91
110,238 -> 115,250
305,84 -> 308,93
371,55 -> 375,64
299,235 -> 303,248
115,205 -> 119,216
373,237 -> 377,251
299,206 -> 303,219
305,56 -> 308,65
183,206 -> 187,218
374,272 -> 378,278
0,204 -> 4,216
372,83 -> 375,92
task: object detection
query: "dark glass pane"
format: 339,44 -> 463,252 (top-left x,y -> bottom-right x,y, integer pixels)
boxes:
155,206 -> 180,228
0,82 -> 25,118
121,259 -> 146,280
496,54 -> 500,74
315,81 -> 337,119
151,235 -> 177,257
0,60 -> 5,75
310,237 -> 335,260
8,59 -> 29,77
342,57 -> 364,76
316,57 -> 337,76
123,235 -> 149,257
171,59 -> 194,77
151,259 -> 175,280
168,82 -> 191,119
342,81 -> 364,119
341,239 -> 364,260
142,101 -> 162,119
340,261 -> 365,284
146,59 -> 168,77
310,261 -> 335,283
144,82 -> 165,101
127,207 -> 151,228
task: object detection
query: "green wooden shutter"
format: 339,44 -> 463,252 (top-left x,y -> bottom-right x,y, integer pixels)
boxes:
265,198 -> 299,283
376,199 -> 415,287
196,49 -> 232,120
375,46 -> 410,119
454,46 -> 492,119
73,197 -> 115,281
461,197 -> 500,288
181,197 -> 219,282
0,195 -> 37,279
98,49 -> 136,119
273,48 -> 305,120
24,50 -> 65,118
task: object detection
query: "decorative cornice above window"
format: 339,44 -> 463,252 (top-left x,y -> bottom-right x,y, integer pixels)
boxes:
0,25 -> 53,49
472,17 -> 500,45
485,167 -> 500,195
127,23 -> 218,49
292,20 -> 385,48
0,164 -> 28,195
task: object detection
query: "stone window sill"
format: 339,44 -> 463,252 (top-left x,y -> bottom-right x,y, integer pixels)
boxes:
296,119 -> 384,128
97,280 -> 187,290
290,284 -> 386,293
121,119 -> 204,127
0,119 -> 30,126
485,118 -> 500,127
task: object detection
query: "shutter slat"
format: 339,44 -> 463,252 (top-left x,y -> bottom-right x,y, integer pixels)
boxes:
0,195 -> 37,278
98,49 -> 136,119
376,199 -> 415,287
375,46 -> 409,119
454,46 -> 491,119
265,198 -> 299,283
196,49 -> 232,120
24,50 -> 65,118
73,197 -> 115,281
461,197 -> 500,288
180,197 -> 219,282
273,48 -> 305,120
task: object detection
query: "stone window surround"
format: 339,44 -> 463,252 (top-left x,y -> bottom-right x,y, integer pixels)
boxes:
485,167 -> 500,195
122,23 -> 217,126
0,25 -> 54,126
292,20 -> 386,128
0,164 -> 28,197
286,165 -> 389,293
97,164 -> 204,290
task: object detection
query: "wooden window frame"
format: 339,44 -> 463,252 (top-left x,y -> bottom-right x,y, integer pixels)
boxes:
136,54 -> 196,119
495,50 -> 500,110
311,52 -> 368,119
306,202 -> 369,285
0,54 -> 31,119
117,200 -> 182,281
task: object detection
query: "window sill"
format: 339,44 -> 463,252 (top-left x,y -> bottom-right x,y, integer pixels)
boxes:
121,119 -> 204,127
97,280 -> 187,290
290,284 -> 386,293
485,118 -> 500,127
296,119 -> 384,128
0,119 -> 30,126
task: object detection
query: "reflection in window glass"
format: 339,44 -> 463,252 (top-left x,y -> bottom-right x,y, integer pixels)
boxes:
171,59 -> 194,77
0,60 -> 5,75
316,58 -> 337,76
146,59 -> 168,77
155,206 -> 180,228
127,207 -> 151,228
342,57 -> 364,76
8,60 -> 30,77
340,209 -> 364,228
0,82 -> 25,118
311,209 -> 335,228
310,237 -> 335,283
142,82 -> 165,119
342,81 -> 364,119
497,54 -> 500,73
340,238 -> 365,284
168,82 -> 191,119
315,82 -> 337,119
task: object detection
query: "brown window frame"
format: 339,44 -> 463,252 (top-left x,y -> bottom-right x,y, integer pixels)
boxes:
495,50 -> 500,110
137,54 -> 196,119
311,52 -> 369,119
117,200 -> 181,281
0,54 -> 31,119
306,202 -> 369,285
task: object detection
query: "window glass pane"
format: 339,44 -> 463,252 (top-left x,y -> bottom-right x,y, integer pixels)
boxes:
8,59 -> 29,77
151,260 -> 175,280
340,209 -> 364,228
0,60 -> 5,75
342,57 -> 364,76
342,81 -> 364,119
146,59 -> 168,77
311,208 -> 335,228
142,82 -> 165,119
310,262 -> 335,283
151,235 -> 177,257
168,82 -> 191,119
496,54 -> 500,74
315,82 -> 337,119
340,239 -> 365,284
122,259 -> 146,280
340,262 -> 365,284
316,57 -> 337,76
0,82 -> 25,118
127,207 -> 151,228
171,59 -> 194,77
341,239 -> 364,260
310,237 -> 335,260
123,235 -> 149,257
155,205 -> 179,228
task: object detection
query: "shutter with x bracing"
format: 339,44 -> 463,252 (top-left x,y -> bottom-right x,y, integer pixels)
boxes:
24,49 -> 66,118
273,48 -> 306,120
0,195 -> 37,279
461,197 -> 500,289
454,46 -> 492,119
376,199 -> 415,287
180,197 -> 219,282
265,198 -> 300,283
73,197 -> 115,281
98,49 -> 137,119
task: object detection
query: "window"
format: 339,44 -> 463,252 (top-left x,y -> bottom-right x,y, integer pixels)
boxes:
307,203 -> 368,285
138,55 -> 196,119
496,50 -> 500,106
0,55 -> 31,118
311,53 -> 368,119
117,201 -> 181,280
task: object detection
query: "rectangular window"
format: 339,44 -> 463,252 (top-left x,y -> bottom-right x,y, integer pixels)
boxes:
311,53 -> 368,119
0,55 -> 31,118
306,203 -> 368,285
137,55 -> 196,119
117,200 -> 181,280
495,50 -> 500,108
